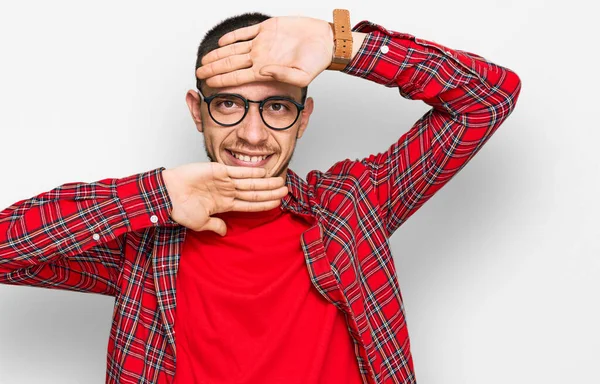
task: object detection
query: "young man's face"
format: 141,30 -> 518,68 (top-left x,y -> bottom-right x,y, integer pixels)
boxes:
186,81 -> 314,179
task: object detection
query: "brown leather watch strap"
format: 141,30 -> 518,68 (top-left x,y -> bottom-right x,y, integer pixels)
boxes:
327,9 -> 353,71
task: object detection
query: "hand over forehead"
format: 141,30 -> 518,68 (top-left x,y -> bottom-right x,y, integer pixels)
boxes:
196,17 -> 333,88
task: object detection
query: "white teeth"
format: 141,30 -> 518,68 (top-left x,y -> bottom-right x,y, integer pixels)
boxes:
231,151 -> 269,163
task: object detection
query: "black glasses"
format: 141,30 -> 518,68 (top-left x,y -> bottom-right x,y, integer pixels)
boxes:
197,89 -> 305,131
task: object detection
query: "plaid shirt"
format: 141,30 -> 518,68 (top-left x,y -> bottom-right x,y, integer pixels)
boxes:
0,21 -> 520,384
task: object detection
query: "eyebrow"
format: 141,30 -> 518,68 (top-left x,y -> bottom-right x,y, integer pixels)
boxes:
209,91 -> 301,103
271,93 -> 301,103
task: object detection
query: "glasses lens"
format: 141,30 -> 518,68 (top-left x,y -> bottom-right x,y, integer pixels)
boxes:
262,98 -> 299,129
209,95 -> 246,125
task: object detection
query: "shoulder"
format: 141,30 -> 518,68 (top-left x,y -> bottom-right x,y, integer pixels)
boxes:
306,159 -> 375,206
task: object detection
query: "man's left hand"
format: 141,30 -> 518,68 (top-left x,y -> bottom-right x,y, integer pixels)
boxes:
196,16 -> 334,88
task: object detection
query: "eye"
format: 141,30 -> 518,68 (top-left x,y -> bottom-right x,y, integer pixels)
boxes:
265,100 -> 292,113
216,100 -> 236,108
212,95 -> 245,111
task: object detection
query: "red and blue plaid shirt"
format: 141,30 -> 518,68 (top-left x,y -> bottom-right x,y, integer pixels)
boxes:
0,21 -> 520,383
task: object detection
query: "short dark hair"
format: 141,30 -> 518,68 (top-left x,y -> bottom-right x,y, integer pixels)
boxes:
195,12 -> 308,102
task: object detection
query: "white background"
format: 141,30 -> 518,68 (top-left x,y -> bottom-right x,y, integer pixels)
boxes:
0,0 -> 598,383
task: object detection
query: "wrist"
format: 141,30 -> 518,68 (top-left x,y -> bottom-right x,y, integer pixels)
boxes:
161,169 -> 176,207
325,20 -> 335,65
350,32 -> 367,62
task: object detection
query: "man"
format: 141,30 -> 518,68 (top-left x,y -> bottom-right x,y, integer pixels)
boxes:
0,9 -> 521,384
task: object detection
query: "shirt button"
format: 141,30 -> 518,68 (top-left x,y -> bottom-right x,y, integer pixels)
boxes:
150,215 -> 159,224
380,45 -> 389,54
92,233 -> 100,241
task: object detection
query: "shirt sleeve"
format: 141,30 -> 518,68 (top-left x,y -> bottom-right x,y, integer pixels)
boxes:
341,21 -> 522,236
0,167 -> 177,295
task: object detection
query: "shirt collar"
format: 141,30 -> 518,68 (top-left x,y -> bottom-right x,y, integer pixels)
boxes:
282,168 -> 312,215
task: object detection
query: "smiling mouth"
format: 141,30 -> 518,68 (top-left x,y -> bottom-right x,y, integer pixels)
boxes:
226,149 -> 274,165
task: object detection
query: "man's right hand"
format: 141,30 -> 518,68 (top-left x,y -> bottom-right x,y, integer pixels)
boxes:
161,163 -> 288,236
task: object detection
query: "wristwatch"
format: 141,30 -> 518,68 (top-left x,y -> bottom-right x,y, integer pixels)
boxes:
326,9 -> 353,71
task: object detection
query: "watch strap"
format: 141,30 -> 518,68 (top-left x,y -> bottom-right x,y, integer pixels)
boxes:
327,9 -> 353,71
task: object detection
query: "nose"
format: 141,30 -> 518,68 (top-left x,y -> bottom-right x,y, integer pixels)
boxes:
236,103 -> 269,145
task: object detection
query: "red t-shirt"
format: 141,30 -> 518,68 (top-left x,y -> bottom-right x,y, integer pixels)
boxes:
174,207 -> 363,383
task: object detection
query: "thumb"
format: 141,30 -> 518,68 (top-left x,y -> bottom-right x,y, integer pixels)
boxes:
259,65 -> 310,87
197,217 -> 227,237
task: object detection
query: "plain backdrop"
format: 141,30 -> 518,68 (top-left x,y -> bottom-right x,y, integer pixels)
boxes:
0,0 -> 598,383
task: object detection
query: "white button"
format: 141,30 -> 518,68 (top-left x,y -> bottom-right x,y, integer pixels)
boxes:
150,215 -> 159,224
380,45 -> 389,54
92,233 -> 100,241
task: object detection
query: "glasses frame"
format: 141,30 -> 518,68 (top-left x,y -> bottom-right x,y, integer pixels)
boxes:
197,89 -> 305,131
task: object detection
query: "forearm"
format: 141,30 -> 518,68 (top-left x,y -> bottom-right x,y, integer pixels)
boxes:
344,22 -> 521,119
0,168 -> 175,277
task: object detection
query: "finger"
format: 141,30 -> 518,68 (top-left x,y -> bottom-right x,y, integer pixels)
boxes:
259,65 -> 312,88
204,68 -> 262,88
232,199 -> 282,213
235,186 -> 288,202
201,41 -> 252,66
225,165 -> 267,179
233,177 -> 285,191
218,24 -> 260,46
196,53 -> 253,80
196,217 -> 227,236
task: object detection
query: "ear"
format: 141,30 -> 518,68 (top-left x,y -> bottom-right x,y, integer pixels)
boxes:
296,96 -> 314,140
186,90 -> 203,132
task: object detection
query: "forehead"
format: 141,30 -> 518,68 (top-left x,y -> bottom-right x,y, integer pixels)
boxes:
203,81 -> 302,101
